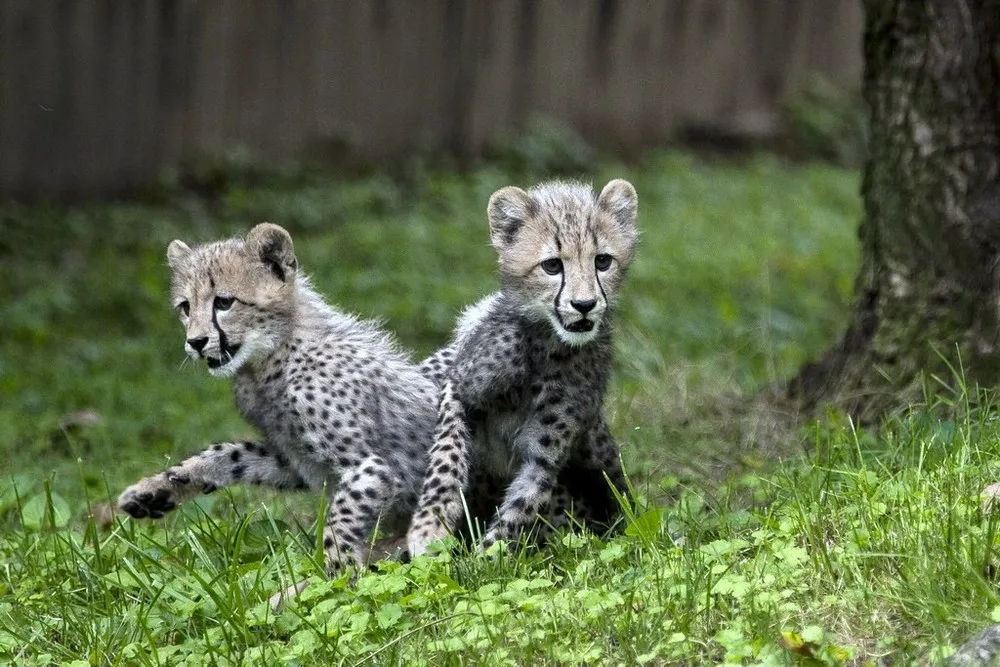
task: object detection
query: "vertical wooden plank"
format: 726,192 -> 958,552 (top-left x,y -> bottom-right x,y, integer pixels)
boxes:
270,0 -> 295,157
722,2 -> 767,130
191,0 -> 229,157
77,0 -> 117,192
16,0 -> 59,194
177,0 -> 211,163
157,0 -> 189,165
425,0 -> 455,156
508,0 -> 540,127
400,0 -> 449,155
675,0 -> 729,126
110,0 -> 139,189
250,0 -> 280,158
310,1 -> 341,142
67,1 -> 95,193
225,0 -> 252,152
254,0 -> 278,157
591,0 -> 654,149
358,0 -> 392,155
466,0 -> 519,152
548,0 -> 598,134
131,0 -> 162,187
777,1 -> 812,101
286,1 -> 316,155
640,0 -> 679,142
805,1 -> 863,92
0,0 -> 23,193
341,2 -> 375,155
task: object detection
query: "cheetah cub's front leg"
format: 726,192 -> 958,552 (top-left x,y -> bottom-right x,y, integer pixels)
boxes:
406,381 -> 471,556
118,441 -> 307,519
482,389 -> 586,547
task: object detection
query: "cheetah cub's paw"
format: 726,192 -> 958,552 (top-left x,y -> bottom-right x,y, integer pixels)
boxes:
323,540 -> 367,576
117,471 -> 193,519
406,523 -> 452,559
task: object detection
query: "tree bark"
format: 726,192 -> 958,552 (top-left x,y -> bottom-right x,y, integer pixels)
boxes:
789,0 -> 1000,420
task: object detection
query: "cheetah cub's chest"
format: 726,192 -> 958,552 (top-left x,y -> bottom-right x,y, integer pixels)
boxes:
473,345 -> 597,479
473,389 -> 532,477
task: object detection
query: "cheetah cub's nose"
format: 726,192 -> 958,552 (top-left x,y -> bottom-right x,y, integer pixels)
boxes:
187,336 -> 209,353
570,299 -> 597,315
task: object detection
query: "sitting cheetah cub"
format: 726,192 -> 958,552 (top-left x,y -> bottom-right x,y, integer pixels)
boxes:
118,223 -> 437,571
407,180 -> 637,556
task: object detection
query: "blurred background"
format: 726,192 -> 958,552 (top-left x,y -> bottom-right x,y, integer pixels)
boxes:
0,0 -> 864,516
1,1 -> 862,197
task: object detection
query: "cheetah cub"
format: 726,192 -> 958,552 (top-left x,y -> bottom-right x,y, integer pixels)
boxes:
407,180 -> 637,555
118,223 -> 437,571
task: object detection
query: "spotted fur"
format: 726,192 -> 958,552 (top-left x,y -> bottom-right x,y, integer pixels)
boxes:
117,223 -> 438,571
407,180 -> 637,555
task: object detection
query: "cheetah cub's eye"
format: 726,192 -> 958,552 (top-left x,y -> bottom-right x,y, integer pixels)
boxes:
594,254 -> 613,271
177,301 -> 190,316
540,258 -> 563,275
214,296 -> 235,311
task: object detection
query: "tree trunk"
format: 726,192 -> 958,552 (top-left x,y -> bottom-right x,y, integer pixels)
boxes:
789,0 -> 1000,420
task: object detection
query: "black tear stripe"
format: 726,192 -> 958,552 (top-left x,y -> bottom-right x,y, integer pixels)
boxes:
588,222 -> 610,309
596,271 -> 609,309
554,268 -> 566,328
211,307 -> 230,358
552,229 -> 566,327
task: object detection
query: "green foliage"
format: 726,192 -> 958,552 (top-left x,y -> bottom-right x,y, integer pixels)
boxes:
6,150 -> 988,663
3,403 -> 1000,663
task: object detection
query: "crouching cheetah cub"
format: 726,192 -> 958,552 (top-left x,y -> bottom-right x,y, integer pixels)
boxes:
118,223 -> 438,571
407,179 -> 638,555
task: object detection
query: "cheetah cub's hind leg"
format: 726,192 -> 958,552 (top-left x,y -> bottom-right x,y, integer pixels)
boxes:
323,454 -> 401,571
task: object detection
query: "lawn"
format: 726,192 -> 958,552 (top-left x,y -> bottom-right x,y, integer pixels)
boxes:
2,146 -> 996,664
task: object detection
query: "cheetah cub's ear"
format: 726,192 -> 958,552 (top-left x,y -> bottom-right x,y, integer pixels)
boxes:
488,186 -> 536,249
596,179 -> 638,234
246,222 -> 297,282
166,240 -> 192,269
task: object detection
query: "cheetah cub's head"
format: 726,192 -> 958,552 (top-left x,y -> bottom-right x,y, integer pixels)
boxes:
488,179 -> 638,347
166,223 -> 298,378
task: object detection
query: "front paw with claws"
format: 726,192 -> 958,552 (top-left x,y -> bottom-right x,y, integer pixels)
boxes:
118,474 -> 186,519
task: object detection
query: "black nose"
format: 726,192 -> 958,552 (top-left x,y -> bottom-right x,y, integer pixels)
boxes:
571,299 -> 597,314
187,336 -> 209,353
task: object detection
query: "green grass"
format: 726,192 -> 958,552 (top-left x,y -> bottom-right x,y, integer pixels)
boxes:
3,149 -> 995,664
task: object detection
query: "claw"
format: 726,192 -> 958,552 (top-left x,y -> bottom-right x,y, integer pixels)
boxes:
166,471 -> 190,485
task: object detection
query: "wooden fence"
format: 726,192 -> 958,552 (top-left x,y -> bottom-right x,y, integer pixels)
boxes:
0,0 -> 862,197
